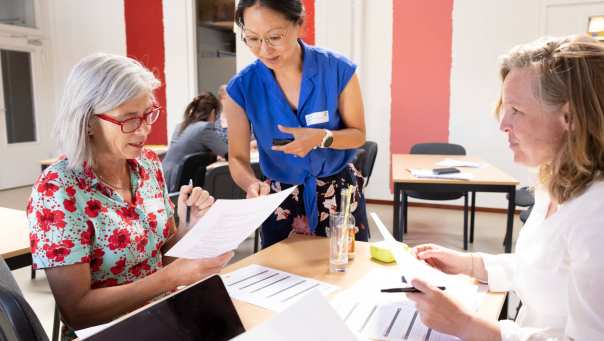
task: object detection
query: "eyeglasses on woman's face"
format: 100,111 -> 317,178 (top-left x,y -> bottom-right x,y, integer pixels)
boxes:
242,26 -> 290,49
96,104 -> 161,134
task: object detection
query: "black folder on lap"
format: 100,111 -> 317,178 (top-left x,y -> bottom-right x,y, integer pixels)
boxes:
86,275 -> 245,341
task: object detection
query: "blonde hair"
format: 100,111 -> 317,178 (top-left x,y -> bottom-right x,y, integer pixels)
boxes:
496,35 -> 604,203
54,53 -> 160,169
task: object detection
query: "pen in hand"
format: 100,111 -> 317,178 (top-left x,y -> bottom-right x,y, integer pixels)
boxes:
381,286 -> 446,293
185,178 -> 193,226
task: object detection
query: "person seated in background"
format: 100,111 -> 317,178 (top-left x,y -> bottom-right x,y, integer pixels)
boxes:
162,92 -> 228,193
27,53 -> 233,339
405,35 -> 604,340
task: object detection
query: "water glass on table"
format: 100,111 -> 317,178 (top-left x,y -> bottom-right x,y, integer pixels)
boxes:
328,212 -> 353,272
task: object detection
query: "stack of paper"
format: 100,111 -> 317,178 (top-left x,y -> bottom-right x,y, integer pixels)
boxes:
435,159 -> 483,168
408,169 -> 474,181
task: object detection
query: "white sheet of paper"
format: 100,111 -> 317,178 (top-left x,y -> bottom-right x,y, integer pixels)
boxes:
408,168 -> 474,180
333,296 -> 445,341
166,186 -> 296,259
331,269 -> 480,341
221,264 -> 338,312
435,158 -> 483,168
370,212 -> 448,286
233,290 -> 362,341
75,322 -> 115,340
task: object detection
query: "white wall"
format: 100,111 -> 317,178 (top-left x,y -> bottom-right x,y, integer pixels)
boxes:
315,0 -> 355,58
163,0 -> 198,142
48,0 -> 126,126
356,1 -> 392,201
449,0 -> 544,208
543,0 -> 604,36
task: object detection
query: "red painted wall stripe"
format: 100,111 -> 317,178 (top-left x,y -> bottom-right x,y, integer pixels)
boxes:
124,0 -> 168,145
302,0 -> 315,45
390,0 -> 453,156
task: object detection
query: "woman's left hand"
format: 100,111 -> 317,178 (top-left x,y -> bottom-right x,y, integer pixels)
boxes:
406,278 -> 474,338
177,184 -> 215,228
271,125 -> 325,157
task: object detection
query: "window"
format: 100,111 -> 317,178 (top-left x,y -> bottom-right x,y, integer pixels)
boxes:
1,49 -> 37,144
0,0 -> 36,29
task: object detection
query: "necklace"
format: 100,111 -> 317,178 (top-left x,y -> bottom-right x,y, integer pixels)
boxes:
97,173 -> 131,191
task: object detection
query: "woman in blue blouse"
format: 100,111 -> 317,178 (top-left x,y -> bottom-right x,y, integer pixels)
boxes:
223,0 -> 369,248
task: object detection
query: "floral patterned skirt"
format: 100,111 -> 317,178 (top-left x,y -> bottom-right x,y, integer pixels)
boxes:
261,164 -> 369,248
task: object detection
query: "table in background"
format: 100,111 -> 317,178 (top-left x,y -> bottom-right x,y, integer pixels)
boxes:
392,154 -> 519,253
0,207 -> 31,270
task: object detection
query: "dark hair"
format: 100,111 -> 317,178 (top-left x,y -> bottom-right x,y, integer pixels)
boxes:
179,92 -> 220,134
234,0 -> 305,28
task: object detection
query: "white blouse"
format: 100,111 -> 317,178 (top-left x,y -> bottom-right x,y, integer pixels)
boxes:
481,181 -> 604,341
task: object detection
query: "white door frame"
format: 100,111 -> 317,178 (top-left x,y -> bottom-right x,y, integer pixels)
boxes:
0,34 -> 53,189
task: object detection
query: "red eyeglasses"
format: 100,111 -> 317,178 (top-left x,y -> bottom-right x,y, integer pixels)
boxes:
96,105 -> 161,134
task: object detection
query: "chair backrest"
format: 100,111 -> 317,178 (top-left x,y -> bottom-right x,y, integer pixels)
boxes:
406,142 -> 467,200
0,257 -> 49,341
410,142 -> 466,156
177,152 -> 217,190
353,141 -> 378,186
204,163 -> 263,200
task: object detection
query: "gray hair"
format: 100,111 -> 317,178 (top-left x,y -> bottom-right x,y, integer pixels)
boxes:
54,53 -> 161,169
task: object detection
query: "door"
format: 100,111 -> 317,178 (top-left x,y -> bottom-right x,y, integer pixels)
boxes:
0,37 -> 52,189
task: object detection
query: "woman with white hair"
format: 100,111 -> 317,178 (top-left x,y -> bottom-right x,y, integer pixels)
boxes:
27,53 -> 233,338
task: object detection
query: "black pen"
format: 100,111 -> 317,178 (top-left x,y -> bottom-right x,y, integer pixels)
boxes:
380,286 -> 446,293
185,179 -> 193,226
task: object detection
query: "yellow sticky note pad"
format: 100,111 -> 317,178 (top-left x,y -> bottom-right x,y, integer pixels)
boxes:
370,240 -> 410,263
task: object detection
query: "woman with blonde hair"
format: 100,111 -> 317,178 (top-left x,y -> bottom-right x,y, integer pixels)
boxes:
406,35 -> 604,340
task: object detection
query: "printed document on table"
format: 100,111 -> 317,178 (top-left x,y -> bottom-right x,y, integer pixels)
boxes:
232,290 -> 362,341
332,294 -> 459,341
436,158 -> 483,168
331,268 -> 482,341
221,264 -> 339,312
408,168 -> 474,180
166,186 -> 297,259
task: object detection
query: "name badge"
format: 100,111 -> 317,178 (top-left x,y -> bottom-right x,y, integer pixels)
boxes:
305,110 -> 329,126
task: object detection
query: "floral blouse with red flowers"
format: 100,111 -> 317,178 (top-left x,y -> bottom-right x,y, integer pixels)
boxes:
27,149 -> 174,288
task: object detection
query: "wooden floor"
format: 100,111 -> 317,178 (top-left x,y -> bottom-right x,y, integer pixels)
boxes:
1,186 -> 521,336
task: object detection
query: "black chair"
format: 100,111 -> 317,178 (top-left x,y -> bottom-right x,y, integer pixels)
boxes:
405,143 -> 475,250
204,163 -> 264,253
174,152 -> 217,192
0,256 -> 49,341
513,186 -> 534,224
353,141 -> 378,187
